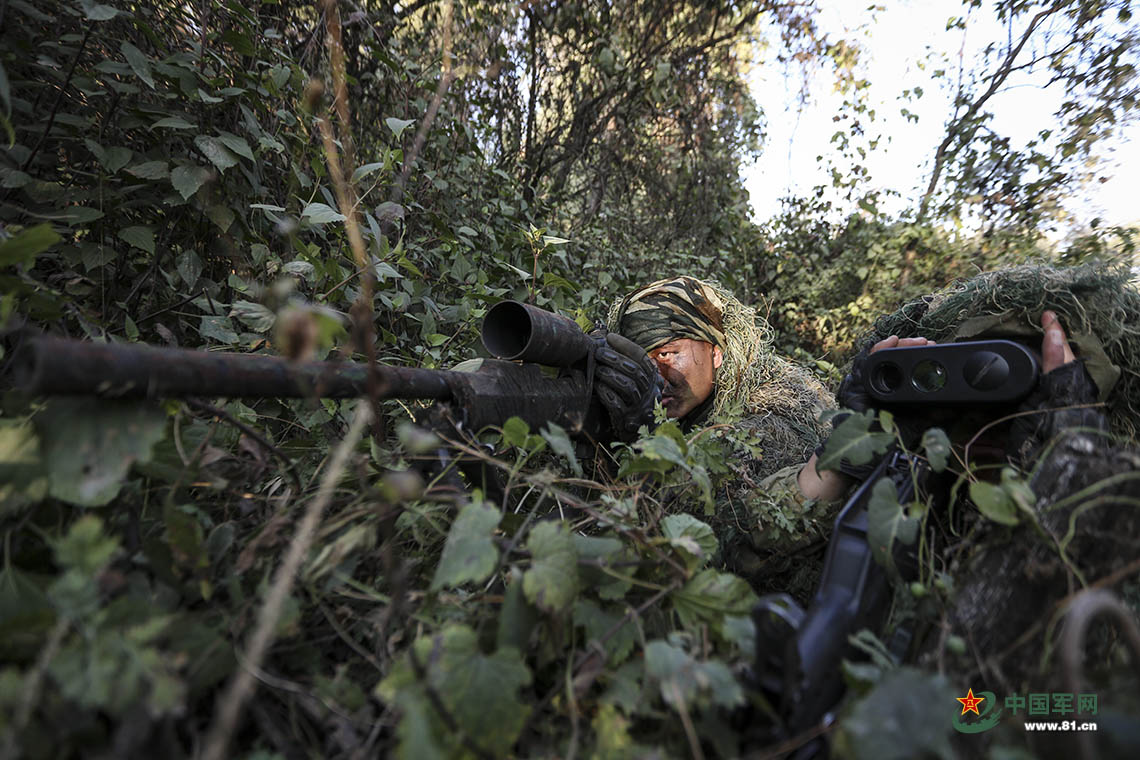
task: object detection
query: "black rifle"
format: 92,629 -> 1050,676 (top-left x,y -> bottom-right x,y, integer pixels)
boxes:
11,300 -> 607,439
750,340 -> 1041,757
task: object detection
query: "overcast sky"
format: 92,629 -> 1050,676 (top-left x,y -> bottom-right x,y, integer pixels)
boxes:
743,0 -> 1140,235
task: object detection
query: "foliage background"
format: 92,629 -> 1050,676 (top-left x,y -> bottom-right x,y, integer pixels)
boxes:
1,0 -> 1137,758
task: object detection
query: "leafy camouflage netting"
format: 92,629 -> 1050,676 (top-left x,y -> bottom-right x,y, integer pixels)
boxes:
863,263 -> 1140,438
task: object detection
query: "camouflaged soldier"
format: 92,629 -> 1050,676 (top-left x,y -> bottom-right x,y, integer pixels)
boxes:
834,265 -> 1140,672
594,276 -> 840,595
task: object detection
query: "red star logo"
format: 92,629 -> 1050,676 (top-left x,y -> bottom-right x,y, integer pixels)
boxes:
957,688 -> 985,716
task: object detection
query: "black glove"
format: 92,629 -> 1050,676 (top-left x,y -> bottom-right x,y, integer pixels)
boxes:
589,329 -> 662,442
1007,359 -> 1106,466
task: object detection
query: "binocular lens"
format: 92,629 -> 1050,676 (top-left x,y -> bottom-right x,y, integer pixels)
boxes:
911,359 -> 947,393
871,363 -> 904,394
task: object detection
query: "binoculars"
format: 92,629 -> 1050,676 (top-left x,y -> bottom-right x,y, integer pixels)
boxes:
865,339 -> 1040,405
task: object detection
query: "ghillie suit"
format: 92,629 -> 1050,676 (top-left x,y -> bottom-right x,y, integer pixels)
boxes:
843,263 -> 1140,759
609,277 -> 838,599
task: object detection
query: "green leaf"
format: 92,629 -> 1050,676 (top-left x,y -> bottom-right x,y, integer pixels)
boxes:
81,1 -> 119,20
0,168 -> 31,188
396,422 -> 441,455
120,42 -> 155,88
377,625 -> 531,757
53,515 -> 118,573
523,521 -> 578,614
97,146 -> 132,174
0,419 -> 48,514
171,165 -> 210,200
574,599 -> 636,665
193,135 -> 238,172
386,117 -> 416,138
496,569 -> 538,651
151,116 -> 195,130
661,514 -> 718,570
176,249 -> 203,287
197,87 -> 224,104
644,640 -> 744,710
671,569 -> 757,628
206,204 -> 235,232
230,300 -> 275,332
281,260 -> 314,278
199,315 -> 239,344
541,422 -> 582,476
501,416 -> 530,448
818,411 -> 893,471
0,224 -> 59,267
35,399 -> 166,507
58,206 -> 103,225
922,427 -> 951,472
542,272 -> 578,293
835,667 -> 956,760
164,504 -> 208,576
127,160 -> 170,180
867,478 -> 921,571
118,226 -> 155,254
431,501 -> 502,591
301,202 -> 346,224
352,162 -> 385,182
969,480 -> 1020,526
216,131 -> 254,161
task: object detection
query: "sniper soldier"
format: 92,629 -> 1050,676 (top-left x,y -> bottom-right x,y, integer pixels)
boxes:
591,276 -> 839,595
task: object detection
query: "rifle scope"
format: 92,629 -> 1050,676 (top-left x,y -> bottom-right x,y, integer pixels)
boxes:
481,300 -> 594,367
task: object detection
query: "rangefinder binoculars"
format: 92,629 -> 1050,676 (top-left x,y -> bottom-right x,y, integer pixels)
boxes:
865,339 -> 1040,405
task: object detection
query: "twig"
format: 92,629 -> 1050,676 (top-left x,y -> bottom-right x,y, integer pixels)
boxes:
1061,589 -> 1140,760
185,397 -> 304,494
917,0 -> 1066,218
315,3 -> 383,437
745,720 -> 835,760
21,26 -> 92,172
135,289 -> 201,325
669,680 -> 706,760
520,582 -> 680,738
976,555 -> 1140,680
200,403 -> 372,760
408,642 -> 495,760
0,618 -> 68,760
318,601 -> 383,672
380,0 -> 455,239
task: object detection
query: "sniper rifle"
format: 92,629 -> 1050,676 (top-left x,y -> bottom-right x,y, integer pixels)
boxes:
10,300 -> 607,440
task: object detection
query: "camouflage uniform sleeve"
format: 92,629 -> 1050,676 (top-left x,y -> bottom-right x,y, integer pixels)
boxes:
712,373 -> 844,599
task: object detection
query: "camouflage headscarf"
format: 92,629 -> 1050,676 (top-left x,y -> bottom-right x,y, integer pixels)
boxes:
608,277 -> 833,434
609,276 -> 728,352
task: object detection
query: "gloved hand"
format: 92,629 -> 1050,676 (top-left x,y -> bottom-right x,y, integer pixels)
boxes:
589,329 -> 662,442
817,336 -> 937,479
1007,312 -> 1106,465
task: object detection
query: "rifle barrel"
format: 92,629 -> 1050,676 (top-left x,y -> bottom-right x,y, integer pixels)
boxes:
14,335 -> 455,401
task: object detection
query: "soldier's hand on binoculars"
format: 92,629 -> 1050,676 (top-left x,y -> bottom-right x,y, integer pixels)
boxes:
869,335 -> 937,353
1041,310 -> 1076,373
590,330 -> 662,440
1008,311 -> 1101,464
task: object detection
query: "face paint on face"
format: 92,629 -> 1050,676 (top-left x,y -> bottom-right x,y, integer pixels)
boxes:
647,338 -> 723,419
